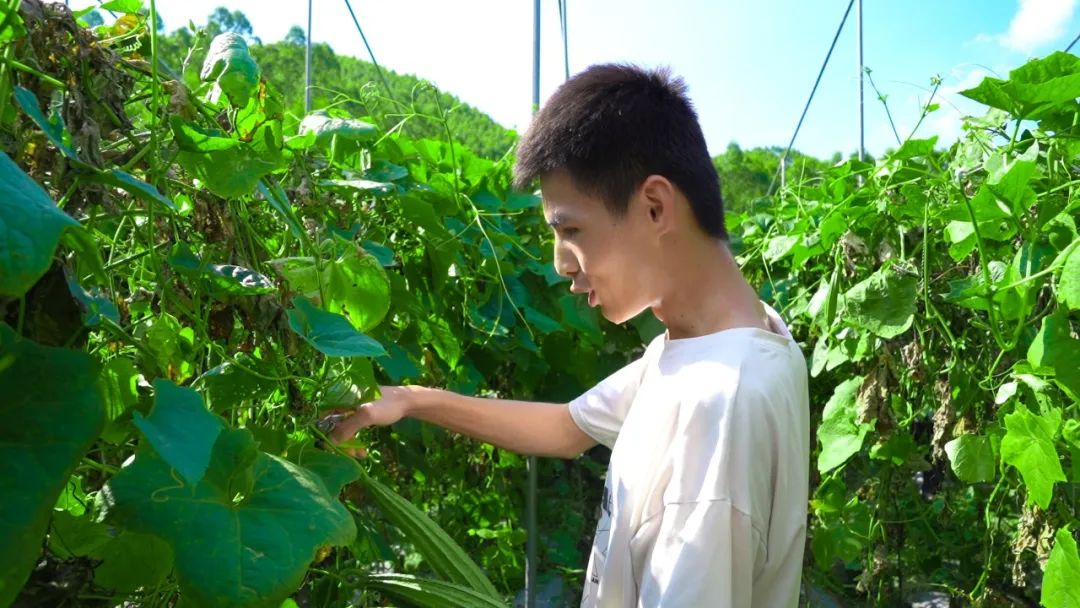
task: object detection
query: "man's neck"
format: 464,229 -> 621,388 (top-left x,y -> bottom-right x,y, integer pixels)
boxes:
652,239 -> 765,340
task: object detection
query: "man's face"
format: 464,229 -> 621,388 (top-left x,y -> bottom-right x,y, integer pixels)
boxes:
540,171 -> 657,324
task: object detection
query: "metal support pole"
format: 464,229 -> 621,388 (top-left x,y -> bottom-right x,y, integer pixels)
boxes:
305,0 -> 313,112
559,0 -> 570,80
857,0 -> 864,162
526,6 -> 540,606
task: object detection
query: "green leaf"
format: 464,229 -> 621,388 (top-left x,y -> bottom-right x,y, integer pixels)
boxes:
137,312 -> 197,382
172,118 -> 283,199
1027,309 -> 1080,398
358,474 -> 500,599
893,136 -> 938,160
421,316 -> 461,369
961,52 -> 1080,119
201,33 -> 261,107
92,169 -> 178,212
524,306 -> 563,335
257,181 -> 304,239
987,157 -> 1037,217
101,428 -> 356,607
764,235 -> 799,262
199,356 -> 277,411
133,380 -> 224,486
0,151 -> 85,297
287,296 -> 386,357
273,246 -> 391,333
559,293 -> 601,338
325,246 -> 392,332
299,110 -> 378,144
0,324 -> 105,606
842,265 -> 918,338
65,274 -> 120,327
288,447 -> 360,496
321,178 -> 395,196
1042,528 -> 1080,608
944,434 -> 996,483
0,3 -> 27,42
99,0 -> 143,13
1001,404 -> 1066,509
359,573 -> 506,608
92,531 -> 173,593
1059,244 -> 1080,311
48,511 -> 111,559
13,87 -> 86,166
55,475 -> 89,516
817,377 -> 870,472
168,244 -> 276,296
362,240 -> 396,266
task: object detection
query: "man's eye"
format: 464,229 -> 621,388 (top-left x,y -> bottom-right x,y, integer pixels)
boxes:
561,228 -> 579,238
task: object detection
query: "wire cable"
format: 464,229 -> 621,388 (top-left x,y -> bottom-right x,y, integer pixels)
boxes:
1065,30 -> 1080,53
768,0 -> 856,195
343,0 -> 399,106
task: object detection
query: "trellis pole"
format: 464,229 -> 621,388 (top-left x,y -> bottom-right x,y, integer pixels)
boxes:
305,0 -> 313,112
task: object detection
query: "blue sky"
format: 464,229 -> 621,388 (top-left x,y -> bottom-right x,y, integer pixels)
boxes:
137,1 -> 1080,159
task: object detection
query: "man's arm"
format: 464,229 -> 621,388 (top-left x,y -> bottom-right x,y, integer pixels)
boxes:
328,385 -> 597,459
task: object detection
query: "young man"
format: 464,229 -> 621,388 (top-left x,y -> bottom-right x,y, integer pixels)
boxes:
330,64 -> 809,607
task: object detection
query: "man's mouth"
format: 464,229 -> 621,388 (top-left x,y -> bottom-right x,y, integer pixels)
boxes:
588,290 -> 598,308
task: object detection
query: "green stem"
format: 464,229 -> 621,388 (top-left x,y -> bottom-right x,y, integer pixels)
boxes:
4,57 -> 65,89
958,186 -> 1012,351
970,472 -> 1007,601
81,457 -> 119,475
864,68 -> 901,146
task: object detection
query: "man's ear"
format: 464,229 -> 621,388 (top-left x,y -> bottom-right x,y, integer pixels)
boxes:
639,175 -> 676,234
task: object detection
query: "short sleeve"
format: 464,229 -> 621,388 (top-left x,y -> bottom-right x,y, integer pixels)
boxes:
633,499 -> 764,607
568,341 -> 657,449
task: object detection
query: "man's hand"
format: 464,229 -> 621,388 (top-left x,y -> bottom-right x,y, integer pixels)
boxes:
323,386 -> 592,459
325,385 -> 431,457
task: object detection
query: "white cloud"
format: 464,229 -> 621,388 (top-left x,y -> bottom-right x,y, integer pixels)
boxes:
997,0 -> 1078,53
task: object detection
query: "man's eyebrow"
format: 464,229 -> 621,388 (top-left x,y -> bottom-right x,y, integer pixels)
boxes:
546,211 -> 570,229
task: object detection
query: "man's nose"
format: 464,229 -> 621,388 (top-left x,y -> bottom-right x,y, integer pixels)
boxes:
553,240 -> 578,278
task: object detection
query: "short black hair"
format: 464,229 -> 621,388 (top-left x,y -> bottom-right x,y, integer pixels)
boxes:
514,64 -> 726,239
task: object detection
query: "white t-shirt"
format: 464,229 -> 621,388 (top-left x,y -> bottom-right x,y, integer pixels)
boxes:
568,303 -> 809,607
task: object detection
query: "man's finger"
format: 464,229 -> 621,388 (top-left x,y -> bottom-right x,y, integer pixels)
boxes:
328,406 -> 372,445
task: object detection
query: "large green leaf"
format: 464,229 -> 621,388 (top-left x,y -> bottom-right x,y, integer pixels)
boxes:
201,33 -> 261,107
358,474 -> 500,599
841,265 -> 918,339
101,428 -> 356,607
1001,404 -> 1066,509
0,152 -> 86,297
817,377 -> 869,473
287,296 -> 386,357
1027,309 -> 1080,399
133,380 -> 224,486
0,324 -> 105,605
961,52 -> 1080,119
299,110 -> 378,145
1059,243 -> 1080,311
274,247 -> 391,333
92,531 -> 173,593
1042,528 -> 1080,608
359,573 -> 506,608
944,434 -> 996,483
172,118 -> 283,199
